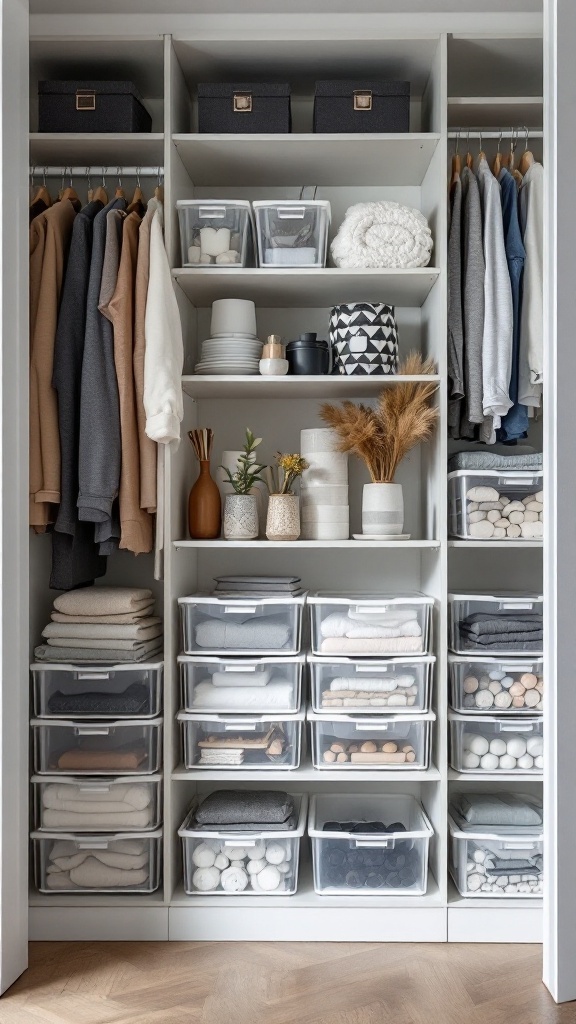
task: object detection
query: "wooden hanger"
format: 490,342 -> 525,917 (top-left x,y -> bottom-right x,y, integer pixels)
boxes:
59,169 -> 81,210
114,168 -> 125,199
450,132 -> 461,186
91,169 -> 108,205
464,132 -> 474,169
492,132 -> 503,177
127,168 -> 146,214
30,168 -> 52,209
518,126 -> 535,176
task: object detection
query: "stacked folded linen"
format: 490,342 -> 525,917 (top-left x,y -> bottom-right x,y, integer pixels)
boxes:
319,609 -> 423,654
192,679 -> 294,710
195,616 -> 292,650
45,837 -> 150,890
214,575 -> 303,597
192,789 -> 296,831
321,673 -> 419,709
35,587 -> 163,663
41,781 -> 155,829
458,612 -> 543,652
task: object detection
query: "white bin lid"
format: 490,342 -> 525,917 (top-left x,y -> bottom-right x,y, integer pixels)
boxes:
308,793 -> 433,839
447,469 -> 543,481
30,661 -> 163,672
30,717 -> 163,728
447,653 -> 543,668
308,591 -> 433,605
306,709 -> 436,725
177,654 -> 305,665
176,199 -> 252,209
179,593 -> 307,606
449,592 -> 543,604
308,653 -> 436,666
31,774 -> 162,786
448,712 -> 541,726
177,707 -> 305,723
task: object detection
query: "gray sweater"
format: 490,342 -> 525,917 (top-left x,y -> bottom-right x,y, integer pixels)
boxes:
459,166 -> 485,437
77,197 -> 126,548
447,177 -> 464,437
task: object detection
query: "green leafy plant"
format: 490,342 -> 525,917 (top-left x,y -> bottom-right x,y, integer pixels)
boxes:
220,429 -> 268,495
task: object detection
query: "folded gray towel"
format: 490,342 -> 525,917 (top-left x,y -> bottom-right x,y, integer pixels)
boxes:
195,616 -> 292,650
448,451 -> 543,472
460,634 -> 543,651
194,790 -> 294,828
451,793 -> 543,828
463,613 -> 543,636
34,644 -> 163,664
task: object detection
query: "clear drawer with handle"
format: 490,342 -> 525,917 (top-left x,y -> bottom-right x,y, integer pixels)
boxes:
179,655 -> 303,713
31,829 -> 162,893
449,816 -> 543,897
308,592 -> 433,657
31,661 -> 163,719
449,713 -> 543,774
449,655 -> 543,714
308,710 -> 435,770
31,718 -> 163,775
448,470 -> 543,541
31,774 -> 162,831
177,709 -> 304,770
179,594 -> 306,656
309,655 -> 434,713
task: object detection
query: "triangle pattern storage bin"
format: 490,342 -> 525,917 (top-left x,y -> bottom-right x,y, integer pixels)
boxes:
330,302 -> 399,376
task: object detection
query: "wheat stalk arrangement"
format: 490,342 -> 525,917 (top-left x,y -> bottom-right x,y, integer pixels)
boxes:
320,353 -> 439,483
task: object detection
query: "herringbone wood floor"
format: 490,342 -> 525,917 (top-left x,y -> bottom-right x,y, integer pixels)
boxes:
2,941 -> 575,1023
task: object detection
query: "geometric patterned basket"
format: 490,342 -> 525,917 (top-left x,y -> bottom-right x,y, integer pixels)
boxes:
329,302 -> 399,376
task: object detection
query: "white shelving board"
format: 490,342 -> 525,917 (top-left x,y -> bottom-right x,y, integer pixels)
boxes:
29,132 -> 165,166
171,762 -> 443,782
181,373 -> 441,400
173,538 -> 441,549
173,267 -> 441,308
447,96 -> 543,129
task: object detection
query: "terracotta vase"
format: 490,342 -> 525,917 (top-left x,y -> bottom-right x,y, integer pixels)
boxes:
188,461 -> 221,539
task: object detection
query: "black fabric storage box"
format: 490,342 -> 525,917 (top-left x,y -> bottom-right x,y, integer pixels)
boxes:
198,83 -> 291,134
38,81 -> 152,133
314,80 -> 410,133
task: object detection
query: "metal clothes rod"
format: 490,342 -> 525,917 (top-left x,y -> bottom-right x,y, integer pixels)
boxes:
448,130 -> 543,138
29,166 -> 164,177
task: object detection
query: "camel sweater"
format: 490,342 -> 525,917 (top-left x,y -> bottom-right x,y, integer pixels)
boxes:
29,199 -> 77,529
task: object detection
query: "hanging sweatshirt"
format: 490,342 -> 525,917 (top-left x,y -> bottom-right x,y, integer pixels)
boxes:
518,161 -> 544,408
459,166 -> 485,438
107,211 -> 154,555
447,176 -> 464,438
77,197 -> 126,550
134,198 -> 161,512
476,157 -> 514,431
29,199 -> 77,530
51,198 -> 107,590
498,168 -> 528,443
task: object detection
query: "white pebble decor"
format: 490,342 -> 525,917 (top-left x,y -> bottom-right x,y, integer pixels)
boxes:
454,664 -> 544,712
459,729 -> 543,772
190,838 -> 293,893
462,486 -> 544,539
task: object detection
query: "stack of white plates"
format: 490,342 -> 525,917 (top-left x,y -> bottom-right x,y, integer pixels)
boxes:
195,332 -> 263,375
300,428 -> 350,540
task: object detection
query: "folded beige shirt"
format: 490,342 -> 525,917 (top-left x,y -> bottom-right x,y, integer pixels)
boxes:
53,587 -> 154,617
51,605 -> 155,625
43,618 -> 162,641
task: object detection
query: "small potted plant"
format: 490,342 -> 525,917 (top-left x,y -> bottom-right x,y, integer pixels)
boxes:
320,353 -> 438,537
265,453 -> 308,541
220,429 -> 267,540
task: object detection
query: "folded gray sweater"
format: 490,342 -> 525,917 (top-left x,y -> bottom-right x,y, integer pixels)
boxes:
35,643 -> 162,664
448,451 -> 543,472
193,790 -> 294,829
452,793 -> 543,828
195,615 -> 291,650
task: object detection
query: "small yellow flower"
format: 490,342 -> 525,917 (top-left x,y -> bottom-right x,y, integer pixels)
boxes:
275,452 -> 308,494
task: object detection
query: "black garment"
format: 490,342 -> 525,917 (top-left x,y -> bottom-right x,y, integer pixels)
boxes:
48,681 -> 150,716
51,199 -> 106,590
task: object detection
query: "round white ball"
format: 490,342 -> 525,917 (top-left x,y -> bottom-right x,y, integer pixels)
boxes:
225,847 -> 249,862
220,866 -> 249,892
265,842 -> 287,865
489,738 -> 507,756
193,866 -> 221,891
527,736 -> 544,757
192,843 -> 216,868
247,842 -> 266,861
257,865 -> 282,891
500,676 -> 514,689
498,754 -> 517,771
480,752 -> 500,771
489,670 -> 506,681
517,753 -> 535,770
506,737 -> 527,759
247,858 -> 266,875
462,751 -> 481,769
214,853 -> 230,871
535,754 -> 544,769
469,735 -> 490,756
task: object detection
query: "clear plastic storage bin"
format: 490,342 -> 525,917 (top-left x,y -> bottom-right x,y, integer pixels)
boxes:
449,713 -> 543,773
449,655 -> 543,714
31,718 -> 163,775
31,774 -> 163,832
177,709 -> 304,770
179,594 -> 306,656
308,592 -> 433,657
448,593 -> 543,656
179,655 -> 303,713
309,655 -> 434,713
31,829 -> 162,893
31,662 -> 163,719
176,199 -> 253,267
178,794 -> 308,895
448,470 -> 543,541
253,200 -> 330,268
448,816 -> 543,897
308,794 -> 433,896
308,710 -> 435,770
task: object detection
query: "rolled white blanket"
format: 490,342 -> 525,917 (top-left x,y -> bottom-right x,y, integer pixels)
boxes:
331,201 -> 433,269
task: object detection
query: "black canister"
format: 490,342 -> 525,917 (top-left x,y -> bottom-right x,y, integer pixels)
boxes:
286,333 -> 330,375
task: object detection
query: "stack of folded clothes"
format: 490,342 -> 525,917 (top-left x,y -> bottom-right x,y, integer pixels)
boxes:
458,611 -> 543,652
34,587 -> 163,663
319,608 -> 424,654
40,780 -> 156,830
213,575 -> 303,597
44,837 -> 152,890
192,789 -> 296,831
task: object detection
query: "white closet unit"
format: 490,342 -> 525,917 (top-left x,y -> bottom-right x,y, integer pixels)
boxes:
4,0 -> 576,1004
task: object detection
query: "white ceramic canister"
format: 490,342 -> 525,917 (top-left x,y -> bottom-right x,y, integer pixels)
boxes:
301,505 -> 350,524
300,484 -> 349,506
301,452 -> 349,488
300,427 -> 341,454
361,482 -> 404,536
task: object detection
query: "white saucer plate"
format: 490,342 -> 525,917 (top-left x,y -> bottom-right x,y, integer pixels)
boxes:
352,533 -> 412,541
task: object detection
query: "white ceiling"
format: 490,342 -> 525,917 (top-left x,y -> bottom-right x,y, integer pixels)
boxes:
30,0 -> 542,12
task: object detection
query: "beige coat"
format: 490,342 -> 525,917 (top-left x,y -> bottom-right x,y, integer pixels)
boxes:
29,199 -> 77,530
107,211 -> 154,554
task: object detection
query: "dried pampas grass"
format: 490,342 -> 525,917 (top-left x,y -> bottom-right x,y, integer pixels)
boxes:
320,353 -> 438,482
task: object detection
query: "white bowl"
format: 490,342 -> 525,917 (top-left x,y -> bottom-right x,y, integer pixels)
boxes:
211,299 -> 257,338
301,505 -> 350,524
300,428 -> 341,454
300,484 -> 349,506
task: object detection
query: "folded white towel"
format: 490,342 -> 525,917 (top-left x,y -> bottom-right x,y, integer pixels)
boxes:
192,679 -> 294,710
51,850 -> 149,872
69,857 -> 148,888
331,201 -> 433,269
43,783 -> 151,811
321,636 -> 424,654
43,808 -> 153,828
320,611 -> 421,639
53,587 -> 154,616
46,636 -> 162,651
43,618 -> 162,641
330,675 -> 415,692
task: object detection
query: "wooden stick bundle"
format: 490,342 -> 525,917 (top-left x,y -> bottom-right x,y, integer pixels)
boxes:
188,427 -> 214,462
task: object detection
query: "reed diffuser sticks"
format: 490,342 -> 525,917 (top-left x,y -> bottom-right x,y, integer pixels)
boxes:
188,427 -> 215,463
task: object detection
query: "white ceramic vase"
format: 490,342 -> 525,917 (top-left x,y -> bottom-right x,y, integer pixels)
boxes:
362,482 -> 404,536
224,493 -> 259,540
266,494 -> 301,542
